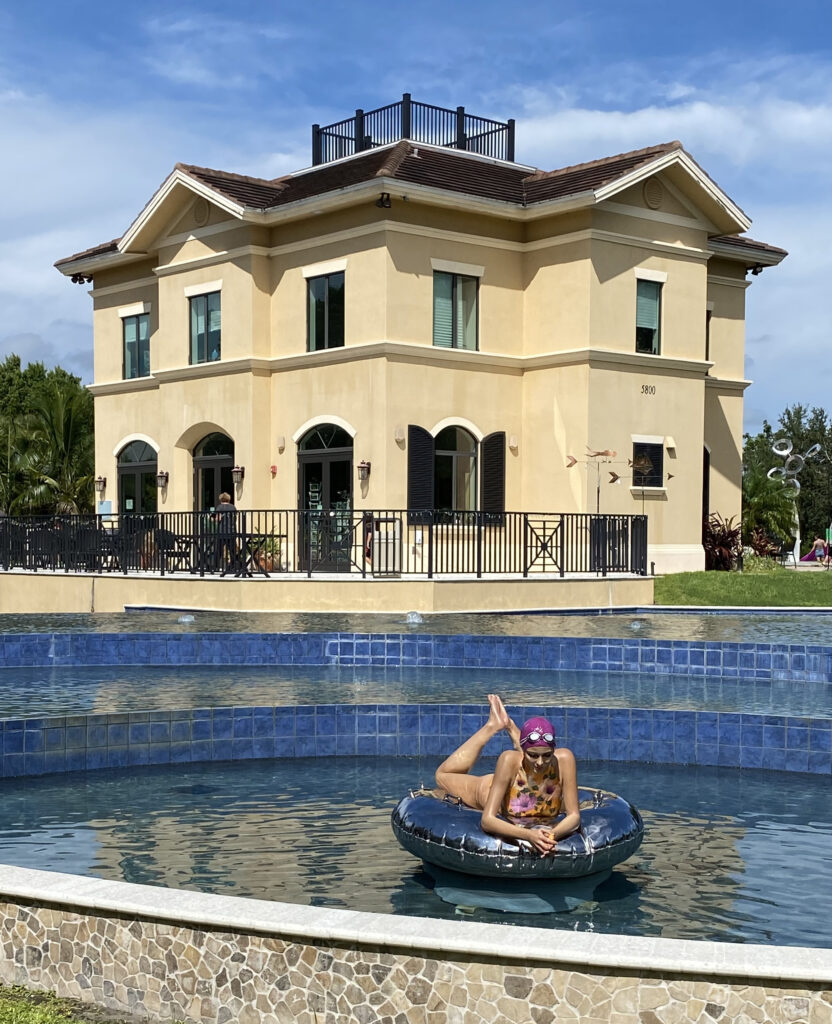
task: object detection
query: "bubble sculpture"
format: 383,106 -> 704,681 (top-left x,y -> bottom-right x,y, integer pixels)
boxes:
766,439 -> 823,494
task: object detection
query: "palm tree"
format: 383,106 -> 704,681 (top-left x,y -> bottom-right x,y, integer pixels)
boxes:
741,467 -> 797,552
14,383 -> 94,514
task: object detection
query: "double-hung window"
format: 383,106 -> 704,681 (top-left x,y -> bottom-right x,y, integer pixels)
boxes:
307,272 -> 344,351
433,272 -> 478,350
122,312 -> 150,380
635,279 -> 662,355
189,291 -> 221,364
632,442 -> 663,488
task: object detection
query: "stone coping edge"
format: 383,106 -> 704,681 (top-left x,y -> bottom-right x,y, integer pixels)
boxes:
2,863 -> 831,985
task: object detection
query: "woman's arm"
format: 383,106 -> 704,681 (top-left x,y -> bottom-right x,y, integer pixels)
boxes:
549,748 -> 580,841
480,751 -> 556,855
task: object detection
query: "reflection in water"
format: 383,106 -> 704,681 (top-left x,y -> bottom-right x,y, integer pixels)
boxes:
1,663 -> 830,720
0,758 -> 829,947
1,609 -> 832,644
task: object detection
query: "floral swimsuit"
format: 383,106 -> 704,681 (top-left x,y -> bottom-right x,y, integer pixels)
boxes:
504,763 -> 563,822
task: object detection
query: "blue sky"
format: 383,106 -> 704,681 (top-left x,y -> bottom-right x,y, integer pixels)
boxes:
1,0 -> 830,432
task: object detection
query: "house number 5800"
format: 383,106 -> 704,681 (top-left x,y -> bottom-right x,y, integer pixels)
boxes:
641,384 -> 656,395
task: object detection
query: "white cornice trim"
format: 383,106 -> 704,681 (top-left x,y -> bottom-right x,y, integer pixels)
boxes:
90,276 -> 158,298
600,200 -> 708,231
120,169 -> 246,254
431,258 -> 485,278
154,245 -> 270,277
301,257 -> 348,279
707,274 -> 751,290
117,301 -> 150,318
705,376 -> 751,393
591,230 -> 710,262
91,342 -> 715,390
634,268 -> 668,284
183,279 -> 222,297
89,377 -> 159,397
594,150 -> 751,233
708,239 -> 785,267
159,218 -> 243,248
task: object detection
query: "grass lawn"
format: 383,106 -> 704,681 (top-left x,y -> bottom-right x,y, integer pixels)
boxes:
654,566 -> 832,607
0,986 -> 154,1024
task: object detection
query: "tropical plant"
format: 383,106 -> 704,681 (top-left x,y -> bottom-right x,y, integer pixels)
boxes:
703,513 -> 741,571
740,467 -> 796,553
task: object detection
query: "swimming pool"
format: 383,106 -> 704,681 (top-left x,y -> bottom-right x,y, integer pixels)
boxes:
0,756 -> 828,948
2,607 -> 832,643
0,663 -> 830,720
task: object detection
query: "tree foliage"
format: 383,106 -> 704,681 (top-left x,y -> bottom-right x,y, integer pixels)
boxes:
0,355 -> 94,515
741,467 -> 797,552
743,404 -> 832,551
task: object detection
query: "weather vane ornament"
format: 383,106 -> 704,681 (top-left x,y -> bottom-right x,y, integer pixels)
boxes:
766,439 -> 824,494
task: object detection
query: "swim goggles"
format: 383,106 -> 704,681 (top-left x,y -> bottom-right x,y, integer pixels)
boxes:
524,730 -> 554,745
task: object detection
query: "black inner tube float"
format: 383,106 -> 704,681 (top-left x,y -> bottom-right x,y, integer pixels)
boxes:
391,786 -> 644,879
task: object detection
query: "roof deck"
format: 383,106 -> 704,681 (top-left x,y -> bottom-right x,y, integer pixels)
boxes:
312,93 -> 515,165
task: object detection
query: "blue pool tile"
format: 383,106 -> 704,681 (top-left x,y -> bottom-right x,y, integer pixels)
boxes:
631,711 -> 652,741
717,746 -> 741,767
762,747 -> 786,771
86,724 -> 107,748
740,721 -> 763,747
718,715 -> 741,746
148,744 -> 171,765
696,744 -> 719,766
810,724 -> 832,751
653,740 -> 676,763
43,751 -> 66,774
335,734 -> 357,756
212,739 -> 233,761
740,746 -> 763,769
108,724 -> 128,746
808,751 -> 832,774
3,754 -> 23,777
630,740 -> 652,762
787,727 -> 809,750
377,734 -> 398,756
608,739 -> 630,761
149,722 -> 170,744
128,723 -> 149,745
170,743 -> 192,764
294,736 -> 316,758
190,740 -> 211,763
66,725 -> 87,749
65,749 -> 87,772
673,712 -> 695,742
212,715 -> 233,740
23,729 -> 44,753
763,724 -> 785,748
587,711 -> 609,739
272,736 -> 295,758
696,714 -> 718,744
785,749 -> 809,772
107,747 -> 128,768
85,748 -> 108,770
397,733 -> 419,755
232,716 -> 253,739
356,734 -> 378,755
608,710 -> 631,739
23,753 -> 46,775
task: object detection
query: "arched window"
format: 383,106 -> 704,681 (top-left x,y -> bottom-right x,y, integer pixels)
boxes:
407,426 -> 505,521
434,426 -> 477,511
117,441 -> 158,515
193,432 -> 234,510
298,424 -> 352,452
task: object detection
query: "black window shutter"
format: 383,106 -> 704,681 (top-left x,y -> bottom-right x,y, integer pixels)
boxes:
480,431 -> 506,515
407,425 -> 435,524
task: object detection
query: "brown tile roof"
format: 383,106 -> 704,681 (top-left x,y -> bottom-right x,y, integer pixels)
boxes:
55,238 -> 120,267
710,234 -> 788,258
522,141 -> 682,203
57,139 -> 778,268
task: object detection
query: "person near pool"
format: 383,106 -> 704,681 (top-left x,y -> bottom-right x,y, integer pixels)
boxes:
435,694 -> 580,855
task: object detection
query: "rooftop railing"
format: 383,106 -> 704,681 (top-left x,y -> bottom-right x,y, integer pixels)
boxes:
312,94 -> 516,166
0,510 -> 647,579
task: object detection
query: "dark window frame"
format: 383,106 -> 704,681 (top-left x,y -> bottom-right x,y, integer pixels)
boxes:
307,272 -> 345,352
434,426 -> 478,513
189,291 -> 222,365
433,271 -> 479,351
122,312 -> 150,380
632,442 -> 664,488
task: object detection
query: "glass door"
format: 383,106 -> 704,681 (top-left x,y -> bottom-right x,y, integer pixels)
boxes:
298,454 -> 353,571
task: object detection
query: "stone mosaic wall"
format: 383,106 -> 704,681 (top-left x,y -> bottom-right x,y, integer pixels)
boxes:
1,898 -> 830,1024
2,701 -> 830,779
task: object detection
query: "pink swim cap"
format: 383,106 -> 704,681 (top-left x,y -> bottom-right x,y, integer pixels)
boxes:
519,716 -> 556,750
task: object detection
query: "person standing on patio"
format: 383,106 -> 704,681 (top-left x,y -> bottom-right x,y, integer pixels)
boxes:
213,492 -> 237,572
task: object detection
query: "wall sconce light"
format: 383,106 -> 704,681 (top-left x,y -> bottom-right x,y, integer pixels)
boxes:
94,476 -> 106,494
276,435 -> 285,454
394,424 -> 405,444
231,465 -> 245,486
155,471 -> 169,489
508,434 -> 519,453
357,460 -> 371,482
375,192 -> 392,209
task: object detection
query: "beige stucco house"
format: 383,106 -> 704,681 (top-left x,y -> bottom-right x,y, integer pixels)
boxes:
56,99 -> 785,574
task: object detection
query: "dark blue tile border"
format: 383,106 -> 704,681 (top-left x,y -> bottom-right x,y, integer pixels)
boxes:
1,703 -> 829,779
2,631 -> 832,686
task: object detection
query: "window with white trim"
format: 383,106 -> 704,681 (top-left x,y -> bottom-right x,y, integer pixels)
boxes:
635,280 -> 662,355
189,292 -> 221,364
307,272 -> 344,351
433,272 -> 478,350
122,313 -> 150,380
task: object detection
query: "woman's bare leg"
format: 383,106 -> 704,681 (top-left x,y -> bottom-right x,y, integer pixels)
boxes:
435,695 -> 509,807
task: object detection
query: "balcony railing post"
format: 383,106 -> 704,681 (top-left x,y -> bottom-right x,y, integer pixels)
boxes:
456,106 -> 466,150
523,514 -> 529,577
401,93 -> 412,138
427,515 -> 434,579
312,124 -> 322,166
506,119 -> 515,162
559,517 -> 565,577
476,513 -> 482,578
354,109 -> 365,153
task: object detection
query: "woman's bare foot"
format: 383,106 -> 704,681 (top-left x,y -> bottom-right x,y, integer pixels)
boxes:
505,714 -> 522,752
486,693 -> 510,732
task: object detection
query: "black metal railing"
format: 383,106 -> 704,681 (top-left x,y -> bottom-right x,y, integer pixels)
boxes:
0,511 -> 647,579
312,94 -> 516,165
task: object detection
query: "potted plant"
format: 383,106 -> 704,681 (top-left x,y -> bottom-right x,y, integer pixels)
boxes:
251,534 -> 282,572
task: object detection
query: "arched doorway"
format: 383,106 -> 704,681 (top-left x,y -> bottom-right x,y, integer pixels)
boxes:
297,424 -> 353,570
117,441 -> 158,516
193,432 -> 234,511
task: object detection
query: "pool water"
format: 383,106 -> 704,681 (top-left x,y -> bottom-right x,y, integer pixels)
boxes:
2,609 -> 832,643
0,756 -> 828,947
1,664 -> 830,719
